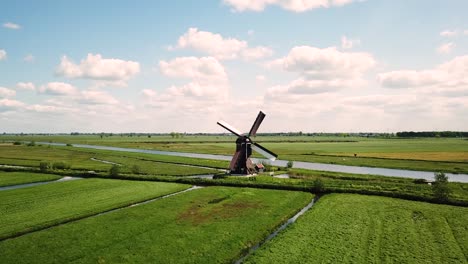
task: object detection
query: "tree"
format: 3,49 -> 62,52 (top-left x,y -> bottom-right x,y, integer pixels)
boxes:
286,161 -> 294,169
432,172 -> 450,202
109,164 -> 120,177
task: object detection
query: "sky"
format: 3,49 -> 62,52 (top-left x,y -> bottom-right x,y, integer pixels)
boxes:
1,0 -> 468,133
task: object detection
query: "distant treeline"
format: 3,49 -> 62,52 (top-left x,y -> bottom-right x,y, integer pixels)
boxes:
396,131 -> 468,138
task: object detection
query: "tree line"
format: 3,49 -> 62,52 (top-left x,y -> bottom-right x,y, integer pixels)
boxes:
396,131 -> 468,138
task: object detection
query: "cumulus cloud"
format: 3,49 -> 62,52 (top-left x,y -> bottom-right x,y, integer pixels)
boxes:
378,55 -> 468,96
437,42 -> 455,54
78,90 -> 119,105
3,22 -> 21,29
439,30 -> 458,37
223,0 -> 358,12
16,82 -> 35,91
56,53 -> 140,81
279,46 -> 375,78
172,28 -> 273,60
39,82 -> 78,96
0,87 -> 16,98
159,56 -> 229,99
265,46 -> 375,98
256,75 -> 266,82
0,49 -> 6,60
341,36 -> 360,49
159,56 -> 227,81
0,98 -> 24,112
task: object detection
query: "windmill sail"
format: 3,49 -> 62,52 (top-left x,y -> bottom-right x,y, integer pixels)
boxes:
248,111 -> 265,137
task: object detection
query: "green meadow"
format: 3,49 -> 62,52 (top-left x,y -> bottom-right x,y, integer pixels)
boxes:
0,187 -> 312,263
246,193 -> 468,263
0,179 -> 189,240
2,135 -> 467,173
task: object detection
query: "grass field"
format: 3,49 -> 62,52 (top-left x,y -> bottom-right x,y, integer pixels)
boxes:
245,193 -> 468,263
0,144 -> 220,176
0,179 -> 189,240
0,186 -> 313,263
2,135 -> 467,173
0,171 -> 61,187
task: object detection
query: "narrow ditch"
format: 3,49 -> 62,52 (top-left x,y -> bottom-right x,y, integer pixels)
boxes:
90,157 -> 121,166
0,185 -> 201,242
235,195 -> 320,264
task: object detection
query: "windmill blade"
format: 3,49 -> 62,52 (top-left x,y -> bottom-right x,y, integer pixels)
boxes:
248,111 -> 266,137
252,142 -> 277,161
217,120 -> 243,137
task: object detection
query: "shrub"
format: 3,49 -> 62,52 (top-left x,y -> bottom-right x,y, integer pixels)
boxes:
27,141 -> 36,146
286,161 -> 294,169
13,141 -> 22,145
39,161 -> 50,172
432,172 -> 450,202
312,178 -> 325,193
52,161 -> 71,170
109,164 -> 120,177
131,165 -> 142,174
66,143 -> 73,147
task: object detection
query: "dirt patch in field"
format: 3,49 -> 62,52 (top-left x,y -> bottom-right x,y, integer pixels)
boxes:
177,200 -> 264,226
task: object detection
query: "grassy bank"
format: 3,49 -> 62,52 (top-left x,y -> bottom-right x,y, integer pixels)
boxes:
0,171 -> 61,187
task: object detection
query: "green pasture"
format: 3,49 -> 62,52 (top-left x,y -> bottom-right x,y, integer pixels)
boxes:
3,135 -> 466,173
0,186 -> 313,263
246,193 -> 468,263
0,171 -> 61,187
0,145 -> 220,176
0,179 -> 189,240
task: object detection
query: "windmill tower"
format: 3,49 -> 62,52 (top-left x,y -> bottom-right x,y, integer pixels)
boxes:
217,111 -> 277,175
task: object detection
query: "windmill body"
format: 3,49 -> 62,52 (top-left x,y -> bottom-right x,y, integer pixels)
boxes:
217,111 -> 277,175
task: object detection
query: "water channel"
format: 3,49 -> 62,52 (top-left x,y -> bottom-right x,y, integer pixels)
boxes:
41,142 -> 468,183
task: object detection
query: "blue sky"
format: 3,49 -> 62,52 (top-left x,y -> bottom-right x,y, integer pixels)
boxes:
1,0 -> 468,133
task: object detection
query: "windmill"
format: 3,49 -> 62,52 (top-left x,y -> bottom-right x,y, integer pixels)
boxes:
217,111 -> 277,175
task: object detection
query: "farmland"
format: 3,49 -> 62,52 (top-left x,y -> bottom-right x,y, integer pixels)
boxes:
245,194 -> 468,263
0,187 -> 312,263
0,179 -> 189,240
1,135 -> 467,173
0,135 -> 467,263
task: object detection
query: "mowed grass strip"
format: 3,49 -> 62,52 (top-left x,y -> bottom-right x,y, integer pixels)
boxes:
0,187 -> 313,263
246,194 -> 468,263
0,172 -> 61,187
0,179 -> 189,240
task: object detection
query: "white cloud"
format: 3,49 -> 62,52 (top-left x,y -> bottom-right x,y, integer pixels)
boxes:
172,28 -> 273,60
159,56 -> 227,81
223,0 -> 359,12
436,42 -> 455,54
3,22 -> 21,30
39,82 -> 78,96
265,46 -> 375,98
23,54 -> 35,62
341,36 -> 360,49
0,98 -> 24,112
464,30 -> 468,35
0,87 -> 16,98
78,90 -> 119,105
158,56 -> 229,100
16,82 -> 36,91
378,55 -> 468,96
256,75 -> 266,82
0,49 -> 6,60
439,30 -> 458,37
56,53 -> 140,81
279,46 -> 375,79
